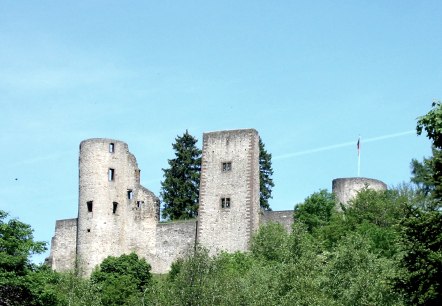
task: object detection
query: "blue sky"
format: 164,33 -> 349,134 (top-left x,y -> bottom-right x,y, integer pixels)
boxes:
0,1 -> 440,263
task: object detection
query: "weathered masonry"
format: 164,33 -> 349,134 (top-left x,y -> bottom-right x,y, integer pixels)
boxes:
197,129 -> 260,254
48,129 -> 293,275
332,177 -> 387,210
49,139 -> 195,275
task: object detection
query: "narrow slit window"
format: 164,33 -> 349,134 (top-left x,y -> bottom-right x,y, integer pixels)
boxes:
113,202 -> 118,214
108,168 -> 115,181
87,201 -> 93,212
127,189 -> 133,200
109,143 -> 115,153
222,162 -> 232,172
136,201 -> 144,208
221,197 -> 231,209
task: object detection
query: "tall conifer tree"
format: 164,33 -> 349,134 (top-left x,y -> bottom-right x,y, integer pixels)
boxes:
259,137 -> 274,210
160,130 -> 201,220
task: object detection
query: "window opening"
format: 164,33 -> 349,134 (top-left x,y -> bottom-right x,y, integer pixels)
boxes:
109,143 -> 115,153
112,202 -> 118,214
127,189 -> 133,200
108,168 -> 115,181
221,197 -> 231,208
136,201 -> 144,208
222,162 -> 232,172
87,229 -> 91,233
87,201 -> 93,212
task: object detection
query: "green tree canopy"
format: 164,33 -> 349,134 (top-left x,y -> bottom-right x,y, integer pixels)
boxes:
91,253 -> 152,306
413,100 -> 442,201
397,206 -> 442,306
251,222 -> 290,262
293,189 -> 335,233
160,130 -> 202,220
396,100 -> 442,305
417,100 -> 442,149
259,137 -> 274,210
0,210 -> 47,306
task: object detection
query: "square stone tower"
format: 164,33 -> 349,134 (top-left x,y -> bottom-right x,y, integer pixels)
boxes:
197,129 -> 260,254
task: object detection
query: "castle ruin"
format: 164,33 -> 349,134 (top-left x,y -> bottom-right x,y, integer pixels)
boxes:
48,129 -> 293,275
48,129 -> 385,275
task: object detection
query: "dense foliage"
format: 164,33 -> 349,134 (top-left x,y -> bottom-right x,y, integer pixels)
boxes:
0,210 -> 49,305
144,187 -> 409,305
2,186 -> 439,306
160,130 -> 202,220
91,253 -> 152,306
293,189 -> 335,232
412,100 -> 442,201
395,100 -> 442,305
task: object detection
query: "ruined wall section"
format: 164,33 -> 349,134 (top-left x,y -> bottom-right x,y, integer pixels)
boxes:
260,210 -> 294,232
76,139 -> 158,276
125,185 -> 159,265
48,218 -> 77,271
197,129 -> 260,255
149,220 -> 197,274
332,177 -> 387,210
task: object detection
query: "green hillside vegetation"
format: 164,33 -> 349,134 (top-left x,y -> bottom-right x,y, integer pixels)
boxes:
1,102 -> 441,305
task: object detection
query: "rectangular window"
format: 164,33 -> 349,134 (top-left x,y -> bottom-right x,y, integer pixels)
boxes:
87,201 -> 93,212
113,202 -> 118,214
221,197 -> 231,208
222,162 -> 232,172
109,143 -> 115,153
136,201 -> 144,208
127,189 -> 133,200
108,168 -> 115,181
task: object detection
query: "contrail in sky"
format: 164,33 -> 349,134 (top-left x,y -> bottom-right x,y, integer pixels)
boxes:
273,130 -> 415,160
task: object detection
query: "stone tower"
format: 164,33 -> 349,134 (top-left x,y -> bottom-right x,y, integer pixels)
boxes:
332,177 -> 387,209
76,139 -> 159,275
197,129 -> 260,254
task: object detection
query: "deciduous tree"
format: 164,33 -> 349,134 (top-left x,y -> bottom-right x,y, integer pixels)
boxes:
293,189 -> 335,233
413,100 -> 442,201
0,210 -> 48,306
91,253 -> 152,306
396,100 -> 442,305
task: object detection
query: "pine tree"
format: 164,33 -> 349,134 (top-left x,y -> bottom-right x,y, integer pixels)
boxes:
160,130 -> 202,220
259,137 -> 274,210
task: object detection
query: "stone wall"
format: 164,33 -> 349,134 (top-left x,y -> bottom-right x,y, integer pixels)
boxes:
332,177 -> 387,209
197,129 -> 260,255
150,220 -> 197,274
260,210 -> 294,232
47,218 -> 77,271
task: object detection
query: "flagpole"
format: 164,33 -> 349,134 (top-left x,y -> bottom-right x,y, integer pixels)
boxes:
357,136 -> 361,177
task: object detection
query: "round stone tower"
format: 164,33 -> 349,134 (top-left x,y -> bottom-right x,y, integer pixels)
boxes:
332,177 -> 387,209
76,138 -> 141,275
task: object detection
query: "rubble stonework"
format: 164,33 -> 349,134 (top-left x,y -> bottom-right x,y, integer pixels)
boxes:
197,129 -> 260,254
